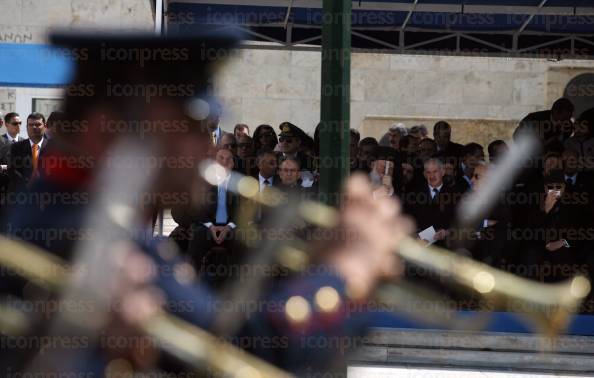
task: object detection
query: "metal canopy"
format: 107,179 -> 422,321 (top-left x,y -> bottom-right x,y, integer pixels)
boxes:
167,0 -> 594,59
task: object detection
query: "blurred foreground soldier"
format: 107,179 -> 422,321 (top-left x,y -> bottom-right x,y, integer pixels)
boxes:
0,32 -> 414,376
1,31 -> 242,374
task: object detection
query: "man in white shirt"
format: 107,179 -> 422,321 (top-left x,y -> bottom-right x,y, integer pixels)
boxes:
459,143 -> 485,190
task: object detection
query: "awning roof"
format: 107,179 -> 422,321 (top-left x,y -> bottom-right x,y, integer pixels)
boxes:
167,0 -> 594,59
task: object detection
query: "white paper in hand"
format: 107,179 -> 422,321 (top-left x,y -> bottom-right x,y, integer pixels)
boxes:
418,226 -> 437,245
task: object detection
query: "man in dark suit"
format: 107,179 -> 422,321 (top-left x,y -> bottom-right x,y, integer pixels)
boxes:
205,100 -> 224,146
562,149 -> 594,194
404,157 -> 462,247
255,148 -> 279,190
458,142 -> 485,190
513,98 -> 574,153
188,148 -> 242,287
465,162 -> 511,265
433,121 -> 464,162
235,134 -> 257,176
8,112 -> 48,192
2,112 -> 24,144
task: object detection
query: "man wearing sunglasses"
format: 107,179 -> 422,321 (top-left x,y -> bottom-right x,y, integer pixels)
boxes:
2,112 -> 23,144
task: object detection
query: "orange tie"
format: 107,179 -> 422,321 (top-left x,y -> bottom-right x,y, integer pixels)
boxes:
31,144 -> 39,177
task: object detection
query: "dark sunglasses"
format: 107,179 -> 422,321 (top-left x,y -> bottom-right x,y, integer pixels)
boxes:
279,137 -> 294,143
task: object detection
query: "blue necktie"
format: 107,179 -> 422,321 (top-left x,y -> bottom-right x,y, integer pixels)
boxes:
215,184 -> 228,224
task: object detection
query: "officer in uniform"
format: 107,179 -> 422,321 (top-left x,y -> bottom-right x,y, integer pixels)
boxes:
278,121 -> 316,178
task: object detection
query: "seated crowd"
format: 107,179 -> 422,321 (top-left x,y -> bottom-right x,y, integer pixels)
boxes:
169,98 -> 594,308
3,98 -> 594,311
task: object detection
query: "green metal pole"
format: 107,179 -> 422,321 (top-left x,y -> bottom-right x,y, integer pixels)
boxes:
319,0 -> 351,206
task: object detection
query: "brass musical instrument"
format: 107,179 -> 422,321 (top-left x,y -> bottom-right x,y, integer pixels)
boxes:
200,160 -> 591,337
0,233 -> 290,378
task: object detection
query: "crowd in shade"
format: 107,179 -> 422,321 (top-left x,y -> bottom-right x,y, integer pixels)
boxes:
153,97 -> 594,307
2,98 -> 594,309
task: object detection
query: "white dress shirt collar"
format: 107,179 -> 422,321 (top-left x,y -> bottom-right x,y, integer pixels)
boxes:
259,174 -> 273,191
29,137 -> 44,148
429,184 -> 443,198
565,173 -> 577,184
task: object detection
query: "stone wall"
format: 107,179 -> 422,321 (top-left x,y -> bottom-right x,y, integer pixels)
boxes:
214,50 -> 594,144
1,0 -> 593,145
0,0 -> 153,44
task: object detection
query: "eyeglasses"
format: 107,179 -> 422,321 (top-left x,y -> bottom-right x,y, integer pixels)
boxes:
279,137 -> 294,143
